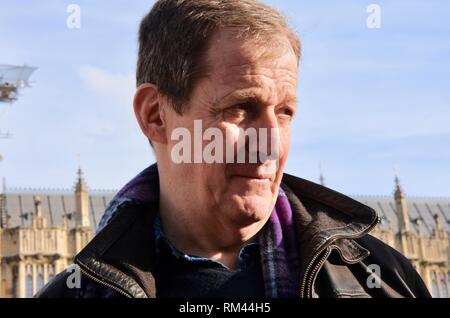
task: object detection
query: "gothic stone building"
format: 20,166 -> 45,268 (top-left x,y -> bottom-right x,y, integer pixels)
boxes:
0,172 -> 449,298
0,170 -> 113,298
353,178 -> 450,298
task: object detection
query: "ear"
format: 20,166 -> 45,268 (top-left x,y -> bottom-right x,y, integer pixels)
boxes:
133,83 -> 168,144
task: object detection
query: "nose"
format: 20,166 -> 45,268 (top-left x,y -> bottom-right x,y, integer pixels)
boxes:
247,110 -> 280,163
254,109 -> 279,131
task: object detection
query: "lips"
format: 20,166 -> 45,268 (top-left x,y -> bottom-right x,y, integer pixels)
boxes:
227,163 -> 276,181
233,173 -> 271,180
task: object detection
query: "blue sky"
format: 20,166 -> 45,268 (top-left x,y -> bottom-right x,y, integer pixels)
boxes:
1,0 -> 449,197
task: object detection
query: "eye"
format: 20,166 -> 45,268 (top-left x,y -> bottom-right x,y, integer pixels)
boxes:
278,106 -> 295,118
232,102 -> 250,112
222,102 -> 253,123
225,102 -> 250,116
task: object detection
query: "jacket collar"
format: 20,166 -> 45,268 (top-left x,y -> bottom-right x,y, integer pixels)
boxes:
280,174 -> 378,283
75,168 -> 378,298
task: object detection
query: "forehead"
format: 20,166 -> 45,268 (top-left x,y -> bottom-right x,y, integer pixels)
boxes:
203,28 -> 299,102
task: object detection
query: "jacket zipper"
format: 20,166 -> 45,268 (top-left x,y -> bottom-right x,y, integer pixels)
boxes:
299,246 -> 332,298
299,216 -> 379,298
76,261 -> 134,298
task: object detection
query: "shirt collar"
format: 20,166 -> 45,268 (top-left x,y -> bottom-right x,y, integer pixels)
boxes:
153,212 -> 259,270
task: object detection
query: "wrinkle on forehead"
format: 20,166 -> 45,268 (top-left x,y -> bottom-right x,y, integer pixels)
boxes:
214,47 -> 297,77
214,60 -> 298,108
208,29 -> 297,75
205,30 -> 298,105
209,28 -> 298,63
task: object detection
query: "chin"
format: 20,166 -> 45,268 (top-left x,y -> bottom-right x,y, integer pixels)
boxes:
226,194 -> 275,226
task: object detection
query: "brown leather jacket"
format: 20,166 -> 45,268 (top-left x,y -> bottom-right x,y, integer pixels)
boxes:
35,173 -> 431,298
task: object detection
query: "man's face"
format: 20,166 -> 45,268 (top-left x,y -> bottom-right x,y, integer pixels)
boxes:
163,29 -> 298,230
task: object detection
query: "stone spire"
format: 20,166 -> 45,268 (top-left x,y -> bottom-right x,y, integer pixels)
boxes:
319,173 -> 325,187
0,177 -> 6,228
2,177 -> 6,194
34,195 -> 43,217
32,195 -> 47,228
74,166 -> 90,228
414,217 -> 423,236
319,162 -> 326,186
394,175 -> 403,199
75,167 -> 88,193
394,175 -> 410,232
433,213 -> 446,239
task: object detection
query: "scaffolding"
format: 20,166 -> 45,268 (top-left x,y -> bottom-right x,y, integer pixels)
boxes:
0,64 -> 37,162
0,64 -> 37,103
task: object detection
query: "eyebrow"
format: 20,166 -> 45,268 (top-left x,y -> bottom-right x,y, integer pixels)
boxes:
213,90 -> 297,108
283,94 -> 297,106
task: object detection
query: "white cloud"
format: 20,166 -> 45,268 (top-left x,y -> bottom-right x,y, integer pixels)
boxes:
78,65 -> 135,107
77,66 -> 138,138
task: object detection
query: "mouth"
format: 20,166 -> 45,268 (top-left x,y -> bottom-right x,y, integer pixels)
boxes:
229,171 -> 274,185
232,174 -> 271,181
227,163 -> 276,182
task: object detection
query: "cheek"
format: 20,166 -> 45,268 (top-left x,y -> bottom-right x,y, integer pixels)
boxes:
277,129 -> 291,166
271,131 -> 290,190
199,163 -> 227,186
222,123 -> 240,140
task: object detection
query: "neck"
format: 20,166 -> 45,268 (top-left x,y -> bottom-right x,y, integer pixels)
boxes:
158,187 -> 264,270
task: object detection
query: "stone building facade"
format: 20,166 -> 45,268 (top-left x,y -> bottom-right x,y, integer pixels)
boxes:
353,177 -> 450,298
0,171 -> 449,297
0,169 -> 112,298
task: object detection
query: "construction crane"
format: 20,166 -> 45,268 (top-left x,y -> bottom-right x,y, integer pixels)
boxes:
0,64 -> 37,161
0,64 -> 37,102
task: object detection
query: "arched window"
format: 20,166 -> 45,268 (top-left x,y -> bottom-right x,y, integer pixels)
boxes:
440,278 -> 448,298
25,275 -> 33,298
35,265 -> 44,293
25,264 -> 34,298
36,274 -> 44,292
47,264 -> 55,283
447,272 -> 450,294
11,266 -> 19,298
448,272 -> 450,296
431,275 -> 439,298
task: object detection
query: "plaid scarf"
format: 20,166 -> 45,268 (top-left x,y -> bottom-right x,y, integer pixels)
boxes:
97,164 -> 301,298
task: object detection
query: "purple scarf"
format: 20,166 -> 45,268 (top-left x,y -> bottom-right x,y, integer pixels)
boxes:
97,164 -> 301,298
